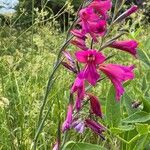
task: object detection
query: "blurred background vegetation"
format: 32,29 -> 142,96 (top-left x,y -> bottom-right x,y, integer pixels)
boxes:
0,0 -> 150,30
0,0 -> 150,149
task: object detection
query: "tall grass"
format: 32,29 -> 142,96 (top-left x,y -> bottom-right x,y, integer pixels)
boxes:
0,0 -> 150,150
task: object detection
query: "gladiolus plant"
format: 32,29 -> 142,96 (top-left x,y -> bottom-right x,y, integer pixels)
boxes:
52,0 -> 138,149
54,0 -> 139,149
32,0 -> 140,149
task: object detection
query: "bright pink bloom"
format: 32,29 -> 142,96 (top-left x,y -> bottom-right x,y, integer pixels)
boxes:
85,119 -> 106,137
79,7 -> 99,23
99,64 -> 134,101
109,40 -> 138,57
79,7 -> 106,42
87,93 -> 103,118
62,104 -> 73,132
75,50 -> 106,85
71,74 -> 85,110
89,0 -> 112,19
87,20 -> 106,42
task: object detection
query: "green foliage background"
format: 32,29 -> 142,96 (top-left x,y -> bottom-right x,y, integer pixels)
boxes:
0,0 -> 150,149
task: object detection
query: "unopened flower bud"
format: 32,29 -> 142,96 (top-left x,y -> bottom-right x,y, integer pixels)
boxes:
114,5 -> 138,24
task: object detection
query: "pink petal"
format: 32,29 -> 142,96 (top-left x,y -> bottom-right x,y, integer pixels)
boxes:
71,29 -> 86,39
88,93 -> 103,117
114,5 -> 138,23
89,0 -> 112,19
53,141 -> 59,150
99,64 -> 135,101
62,104 -> 73,132
95,51 -> 106,64
82,64 -> 100,85
85,119 -> 106,136
71,39 -> 87,50
111,78 -> 125,101
75,50 -> 88,63
110,40 -> 138,57
71,75 -> 84,93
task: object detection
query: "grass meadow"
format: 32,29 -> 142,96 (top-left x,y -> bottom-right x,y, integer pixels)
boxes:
0,1 -> 150,150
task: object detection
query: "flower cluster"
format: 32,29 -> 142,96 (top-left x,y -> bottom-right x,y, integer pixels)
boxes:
54,0 -> 138,149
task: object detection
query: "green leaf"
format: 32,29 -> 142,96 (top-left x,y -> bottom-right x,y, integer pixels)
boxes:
126,130 -> 139,150
123,93 -> 137,115
134,28 -> 142,38
141,75 -> 147,92
144,36 -> 150,50
142,97 -> 150,113
136,123 -> 149,135
123,80 -> 132,87
138,48 -> 150,67
62,141 -> 107,150
133,134 -> 148,150
122,111 -> 150,123
114,0 -> 125,15
110,125 -> 135,134
106,86 -> 121,127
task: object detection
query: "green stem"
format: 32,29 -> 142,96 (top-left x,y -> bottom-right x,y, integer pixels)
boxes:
99,32 -> 125,51
37,35 -> 73,126
32,104 -> 52,150
33,13 -> 76,150
37,59 -> 62,125
107,128 -> 141,145
61,131 -> 68,149
33,1 -> 92,149
128,134 -> 141,144
32,36 -> 72,150
90,39 -> 94,49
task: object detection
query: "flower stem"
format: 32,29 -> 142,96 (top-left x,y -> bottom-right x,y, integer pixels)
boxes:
61,131 -> 68,149
32,3 -> 85,148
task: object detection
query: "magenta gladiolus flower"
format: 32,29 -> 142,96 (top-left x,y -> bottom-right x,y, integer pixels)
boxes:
87,20 -> 107,42
87,93 -> 103,118
62,104 -> 73,132
71,74 -> 85,110
109,40 -> 138,57
79,7 -> 99,23
85,119 -> 106,136
89,0 -> 112,19
99,64 -> 135,101
75,50 -> 106,85
79,7 -> 107,42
